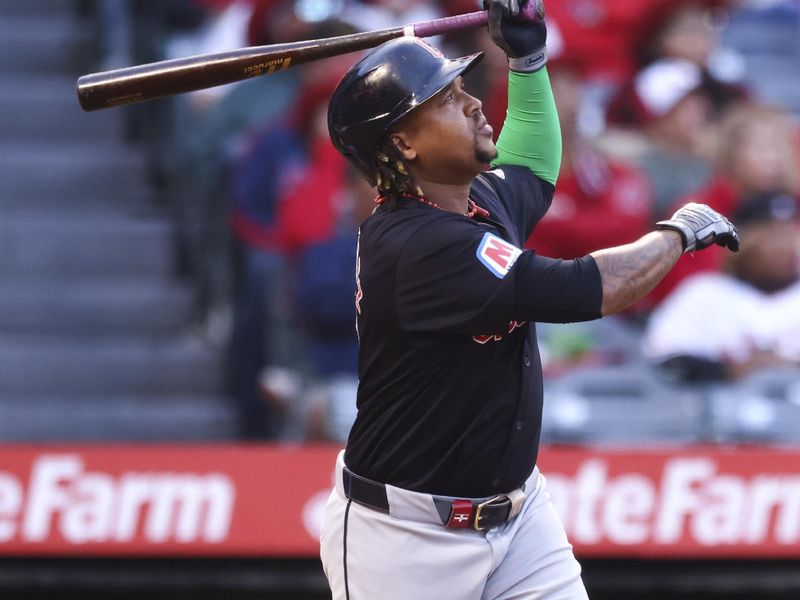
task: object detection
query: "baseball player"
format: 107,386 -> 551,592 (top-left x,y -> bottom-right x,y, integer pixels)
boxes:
319,1 -> 740,598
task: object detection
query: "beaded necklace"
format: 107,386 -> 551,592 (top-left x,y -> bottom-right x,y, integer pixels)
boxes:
375,193 -> 490,219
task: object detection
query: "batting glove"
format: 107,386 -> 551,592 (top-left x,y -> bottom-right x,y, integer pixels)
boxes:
656,202 -> 740,253
484,0 -> 547,72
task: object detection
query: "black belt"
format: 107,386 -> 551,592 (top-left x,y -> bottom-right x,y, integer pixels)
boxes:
342,467 -> 516,531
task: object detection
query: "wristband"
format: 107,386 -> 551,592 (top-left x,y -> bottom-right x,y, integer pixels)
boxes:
508,46 -> 547,73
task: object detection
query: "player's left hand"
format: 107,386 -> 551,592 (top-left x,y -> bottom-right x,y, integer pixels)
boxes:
656,202 -> 741,253
484,0 -> 547,71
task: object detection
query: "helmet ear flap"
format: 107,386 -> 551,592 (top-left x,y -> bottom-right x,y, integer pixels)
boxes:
327,37 -> 484,186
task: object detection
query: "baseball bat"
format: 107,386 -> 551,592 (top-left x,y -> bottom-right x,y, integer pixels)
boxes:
76,4 -> 542,112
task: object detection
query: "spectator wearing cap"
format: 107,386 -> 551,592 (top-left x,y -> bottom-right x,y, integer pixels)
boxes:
602,0 -> 748,215
644,193 -> 800,381
606,58 -> 717,219
648,103 -> 800,307
635,0 -> 744,89
625,0 -> 745,118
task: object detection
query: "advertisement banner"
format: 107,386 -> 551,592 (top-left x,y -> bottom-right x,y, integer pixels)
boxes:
0,445 -> 798,558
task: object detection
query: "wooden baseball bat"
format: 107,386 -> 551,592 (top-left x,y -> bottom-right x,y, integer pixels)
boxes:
76,4 -> 542,112
76,11 -> 487,111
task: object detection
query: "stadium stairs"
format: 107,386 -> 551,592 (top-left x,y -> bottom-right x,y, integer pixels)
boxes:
0,0 -> 237,441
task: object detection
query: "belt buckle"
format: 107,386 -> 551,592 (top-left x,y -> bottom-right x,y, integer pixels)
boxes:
473,495 -> 505,531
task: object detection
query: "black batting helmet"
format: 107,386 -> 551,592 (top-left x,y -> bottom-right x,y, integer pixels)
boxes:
328,37 -> 484,186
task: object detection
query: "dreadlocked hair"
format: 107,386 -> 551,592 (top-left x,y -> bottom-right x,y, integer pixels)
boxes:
372,138 -> 423,208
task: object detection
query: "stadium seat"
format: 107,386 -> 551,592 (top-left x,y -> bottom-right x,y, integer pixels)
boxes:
708,367 -> 800,444
542,364 -> 705,445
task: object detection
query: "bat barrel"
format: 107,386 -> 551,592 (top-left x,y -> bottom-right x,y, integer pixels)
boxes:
77,46 -> 297,111
77,51 -> 275,111
77,30 -> 402,111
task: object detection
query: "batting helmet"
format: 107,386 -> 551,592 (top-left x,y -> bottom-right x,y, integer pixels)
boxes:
328,37 -> 484,186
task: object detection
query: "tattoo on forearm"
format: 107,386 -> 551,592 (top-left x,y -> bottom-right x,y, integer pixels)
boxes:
590,231 -> 683,315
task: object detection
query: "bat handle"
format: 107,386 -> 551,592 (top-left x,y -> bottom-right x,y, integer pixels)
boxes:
411,11 -> 486,38
410,4 -> 543,39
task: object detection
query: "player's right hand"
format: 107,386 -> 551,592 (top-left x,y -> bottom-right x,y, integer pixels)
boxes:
484,0 -> 547,71
656,202 -> 740,253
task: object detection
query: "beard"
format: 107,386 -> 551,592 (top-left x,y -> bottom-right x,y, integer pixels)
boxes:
474,134 -> 498,164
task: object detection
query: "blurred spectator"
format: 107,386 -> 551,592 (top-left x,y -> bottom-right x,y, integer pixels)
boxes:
603,1 -> 747,216
649,102 -> 800,305
525,60 -> 653,259
163,2 -> 305,342
617,0 -> 745,117
540,1 -> 739,133
634,0 -> 745,90
544,0 -> 662,88
275,124 -> 345,255
644,193 -> 800,382
537,315 -> 646,380
226,104 -> 307,439
295,167 -> 376,441
226,19 -> 358,438
609,58 -> 717,219
167,1 -> 256,109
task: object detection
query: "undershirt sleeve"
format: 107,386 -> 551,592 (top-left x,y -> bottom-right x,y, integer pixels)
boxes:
491,68 -> 562,185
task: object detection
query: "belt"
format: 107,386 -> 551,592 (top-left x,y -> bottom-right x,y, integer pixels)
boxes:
342,467 -> 526,531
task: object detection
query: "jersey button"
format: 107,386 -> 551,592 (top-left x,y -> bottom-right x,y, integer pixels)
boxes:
515,420 -> 523,431
524,355 -> 531,367
492,478 -> 501,488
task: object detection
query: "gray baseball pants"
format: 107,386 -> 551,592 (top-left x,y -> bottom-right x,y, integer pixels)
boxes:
320,450 -> 588,599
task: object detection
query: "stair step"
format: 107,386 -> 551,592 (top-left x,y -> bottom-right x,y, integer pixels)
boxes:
0,141 -> 149,204
0,16 -> 92,73
0,395 -> 238,442
0,279 -> 193,335
0,334 -> 224,395
0,0 -> 76,17
0,214 -> 175,279
0,191 -> 161,212
0,81 -> 122,141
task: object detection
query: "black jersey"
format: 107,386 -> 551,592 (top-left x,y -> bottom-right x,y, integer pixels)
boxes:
345,165 -> 603,497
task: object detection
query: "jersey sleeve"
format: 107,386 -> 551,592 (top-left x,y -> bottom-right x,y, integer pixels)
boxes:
395,217 -> 603,335
473,166 -> 554,243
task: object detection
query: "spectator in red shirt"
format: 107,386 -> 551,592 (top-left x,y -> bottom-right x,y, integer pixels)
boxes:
526,60 -> 653,261
544,0 -> 659,87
